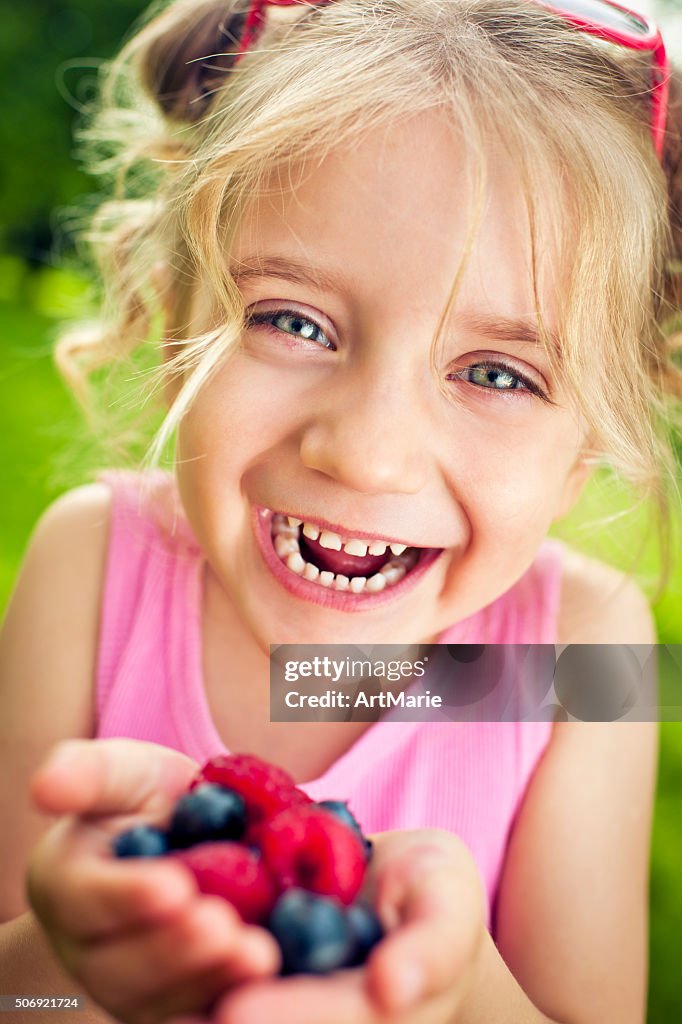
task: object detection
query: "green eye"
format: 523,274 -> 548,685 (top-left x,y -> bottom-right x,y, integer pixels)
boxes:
247,309 -> 334,349
467,365 -> 524,390
446,361 -> 548,401
272,313 -> 322,341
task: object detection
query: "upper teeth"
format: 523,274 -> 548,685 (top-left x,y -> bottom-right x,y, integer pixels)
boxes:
272,513 -> 420,592
295,520 -> 408,557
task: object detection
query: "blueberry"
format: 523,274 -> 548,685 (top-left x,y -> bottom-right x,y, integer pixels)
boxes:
112,825 -> 168,858
345,902 -> 384,966
317,800 -> 373,861
167,783 -> 247,849
268,889 -> 354,975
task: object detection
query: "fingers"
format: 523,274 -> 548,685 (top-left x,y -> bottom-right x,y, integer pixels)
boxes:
74,898 -> 275,1016
211,971 -> 372,1024
367,843 -> 486,1014
28,816 -> 198,939
30,738 -> 198,818
210,840 -> 484,1024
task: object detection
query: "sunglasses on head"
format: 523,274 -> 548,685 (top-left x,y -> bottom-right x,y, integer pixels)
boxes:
234,0 -> 670,161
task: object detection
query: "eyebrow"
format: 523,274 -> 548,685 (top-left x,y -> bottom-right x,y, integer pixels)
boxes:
229,255 -> 340,294
229,255 -> 562,353
456,313 -> 562,353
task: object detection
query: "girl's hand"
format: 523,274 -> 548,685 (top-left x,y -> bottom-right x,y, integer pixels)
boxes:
27,739 -> 281,1024
199,828 -> 487,1024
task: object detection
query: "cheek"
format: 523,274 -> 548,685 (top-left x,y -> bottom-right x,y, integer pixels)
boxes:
178,355 -> 301,460
450,416 -> 582,532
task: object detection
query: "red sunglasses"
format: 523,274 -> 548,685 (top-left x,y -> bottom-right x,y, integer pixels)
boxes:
234,0 -> 670,161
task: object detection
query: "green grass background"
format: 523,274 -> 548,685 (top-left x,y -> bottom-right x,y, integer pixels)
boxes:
1,261 -> 681,1018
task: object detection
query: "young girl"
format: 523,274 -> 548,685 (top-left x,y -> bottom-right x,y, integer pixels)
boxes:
2,0 -> 681,1022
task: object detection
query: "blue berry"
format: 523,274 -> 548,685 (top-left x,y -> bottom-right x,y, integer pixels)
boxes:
317,800 -> 372,861
112,825 -> 168,858
168,783 -> 247,849
345,902 -> 384,966
268,889 -> 354,975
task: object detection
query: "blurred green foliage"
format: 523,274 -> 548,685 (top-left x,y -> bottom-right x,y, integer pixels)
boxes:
0,0 -> 143,265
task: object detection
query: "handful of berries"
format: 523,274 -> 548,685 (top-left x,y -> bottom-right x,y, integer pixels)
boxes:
112,753 -> 383,974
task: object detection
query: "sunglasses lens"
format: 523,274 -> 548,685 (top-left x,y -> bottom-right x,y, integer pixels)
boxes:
553,0 -> 649,37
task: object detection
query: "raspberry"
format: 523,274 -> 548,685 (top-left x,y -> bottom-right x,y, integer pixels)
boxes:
260,806 -> 366,905
268,889 -> 354,975
177,842 -> 278,924
316,800 -> 373,862
193,754 -> 311,834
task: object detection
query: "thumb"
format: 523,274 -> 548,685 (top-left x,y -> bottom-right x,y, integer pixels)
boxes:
368,843 -> 486,1014
30,738 -> 199,817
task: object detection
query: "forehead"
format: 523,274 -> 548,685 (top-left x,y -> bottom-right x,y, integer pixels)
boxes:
229,111 -> 565,328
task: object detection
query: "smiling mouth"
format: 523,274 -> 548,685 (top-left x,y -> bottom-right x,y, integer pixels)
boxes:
270,513 -> 427,593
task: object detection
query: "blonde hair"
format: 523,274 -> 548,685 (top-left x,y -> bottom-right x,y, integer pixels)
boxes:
56,0 -> 682,587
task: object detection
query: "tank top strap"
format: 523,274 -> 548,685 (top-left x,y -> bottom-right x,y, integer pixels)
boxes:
94,469 -> 201,729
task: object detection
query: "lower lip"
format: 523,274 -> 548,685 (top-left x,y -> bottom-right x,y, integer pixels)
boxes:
253,507 -> 444,612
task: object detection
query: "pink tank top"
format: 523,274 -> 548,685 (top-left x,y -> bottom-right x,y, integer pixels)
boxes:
95,471 -> 564,930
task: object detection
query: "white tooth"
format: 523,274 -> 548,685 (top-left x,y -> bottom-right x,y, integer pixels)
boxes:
274,535 -> 299,558
349,576 -> 367,593
286,552 -> 306,575
302,522 -> 320,541
319,571 -> 334,587
303,561 -> 320,582
334,574 -> 350,591
319,530 -> 342,550
366,573 -> 387,593
273,521 -> 300,538
389,543 -> 407,556
287,516 -> 302,527
343,538 -> 368,557
381,564 -> 407,585
368,540 -> 388,556
380,558 -> 404,573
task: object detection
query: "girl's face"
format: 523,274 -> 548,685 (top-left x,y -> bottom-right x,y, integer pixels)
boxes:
175,111 -> 590,646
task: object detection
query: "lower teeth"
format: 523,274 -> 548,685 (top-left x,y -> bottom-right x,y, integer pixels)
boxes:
271,516 -> 417,591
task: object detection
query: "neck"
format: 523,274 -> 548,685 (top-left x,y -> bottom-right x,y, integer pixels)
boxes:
202,562 -> 273,699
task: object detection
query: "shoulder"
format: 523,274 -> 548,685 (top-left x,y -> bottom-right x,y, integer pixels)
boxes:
29,480 -> 111,543
555,542 -> 656,644
2,483 -> 114,703
8,483 -> 113,620
0,480 -> 114,737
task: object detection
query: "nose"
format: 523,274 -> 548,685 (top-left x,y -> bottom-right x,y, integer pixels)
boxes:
298,369 -> 429,495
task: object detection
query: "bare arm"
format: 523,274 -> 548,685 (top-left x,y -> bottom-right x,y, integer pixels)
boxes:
0,485 -> 115,1021
0,483 -> 111,920
0,913 -> 119,1024
2,490 -> 280,1024
488,561 -> 658,1024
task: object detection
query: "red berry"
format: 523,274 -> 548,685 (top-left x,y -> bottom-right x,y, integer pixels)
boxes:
177,842 -> 278,924
260,806 -> 366,905
192,755 -> 311,833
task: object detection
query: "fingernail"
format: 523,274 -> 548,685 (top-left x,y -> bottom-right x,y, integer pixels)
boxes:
394,962 -> 424,1009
